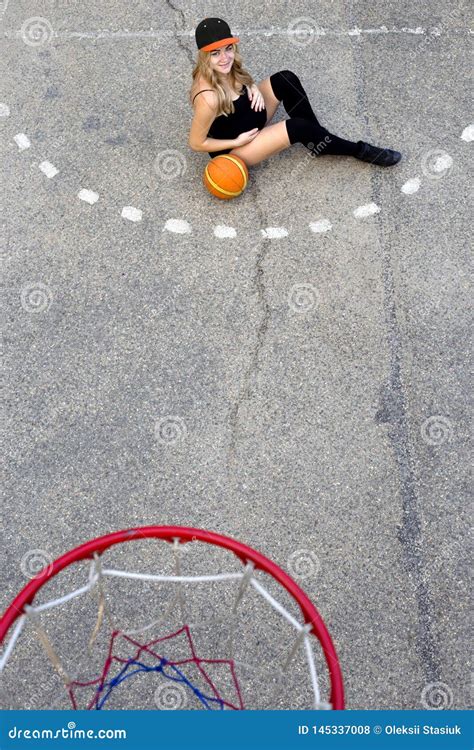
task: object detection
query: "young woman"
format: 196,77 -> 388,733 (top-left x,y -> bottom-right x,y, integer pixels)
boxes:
188,18 -> 402,168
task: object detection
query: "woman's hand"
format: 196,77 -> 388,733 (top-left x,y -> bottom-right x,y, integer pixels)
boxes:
233,128 -> 260,147
247,84 -> 265,111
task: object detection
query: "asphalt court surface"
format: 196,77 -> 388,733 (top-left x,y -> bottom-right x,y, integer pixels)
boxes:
1,1 -> 472,710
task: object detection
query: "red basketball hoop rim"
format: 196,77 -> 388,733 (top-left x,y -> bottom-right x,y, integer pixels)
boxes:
0,526 -> 345,709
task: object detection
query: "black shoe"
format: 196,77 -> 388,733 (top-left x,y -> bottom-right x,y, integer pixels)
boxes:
354,140 -> 402,167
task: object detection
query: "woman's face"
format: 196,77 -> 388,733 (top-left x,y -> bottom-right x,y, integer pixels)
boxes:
208,44 -> 235,75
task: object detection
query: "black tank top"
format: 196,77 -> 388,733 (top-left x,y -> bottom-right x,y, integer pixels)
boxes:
192,86 -> 267,157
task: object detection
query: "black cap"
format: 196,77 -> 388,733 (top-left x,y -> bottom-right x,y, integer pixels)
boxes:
195,18 -> 240,52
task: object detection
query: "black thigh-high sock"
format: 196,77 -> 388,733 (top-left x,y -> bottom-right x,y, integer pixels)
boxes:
269,70 -> 320,122
286,116 -> 361,157
269,70 -> 361,157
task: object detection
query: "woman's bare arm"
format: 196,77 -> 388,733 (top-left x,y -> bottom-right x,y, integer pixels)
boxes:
188,90 -> 237,152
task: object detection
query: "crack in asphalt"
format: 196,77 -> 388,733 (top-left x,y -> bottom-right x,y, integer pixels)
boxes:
163,0 -> 195,67
226,180 -> 271,482
160,0 -> 273,495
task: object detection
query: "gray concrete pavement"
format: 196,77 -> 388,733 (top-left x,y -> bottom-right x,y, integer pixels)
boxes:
1,1 -> 472,710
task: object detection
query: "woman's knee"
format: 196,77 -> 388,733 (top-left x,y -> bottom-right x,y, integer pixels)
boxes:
278,69 -> 299,82
270,69 -> 301,100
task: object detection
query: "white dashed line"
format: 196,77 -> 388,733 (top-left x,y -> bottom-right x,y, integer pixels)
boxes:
121,206 -> 142,222
353,202 -> 381,219
261,227 -> 289,239
309,219 -> 332,233
8,113 -> 473,235
401,177 -> 421,195
39,160 -> 58,178
13,133 -> 31,150
163,218 -> 192,234
214,225 -> 237,238
78,189 -> 100,205
461,124 -> 474,141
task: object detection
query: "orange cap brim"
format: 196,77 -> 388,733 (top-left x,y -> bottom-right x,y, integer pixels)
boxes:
201,36 -> 240,52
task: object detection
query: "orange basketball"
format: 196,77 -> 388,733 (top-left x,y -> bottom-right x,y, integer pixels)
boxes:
203,154 -> 249,200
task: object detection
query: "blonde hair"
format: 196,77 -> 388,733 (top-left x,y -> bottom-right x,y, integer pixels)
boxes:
189,44 -> 255,118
